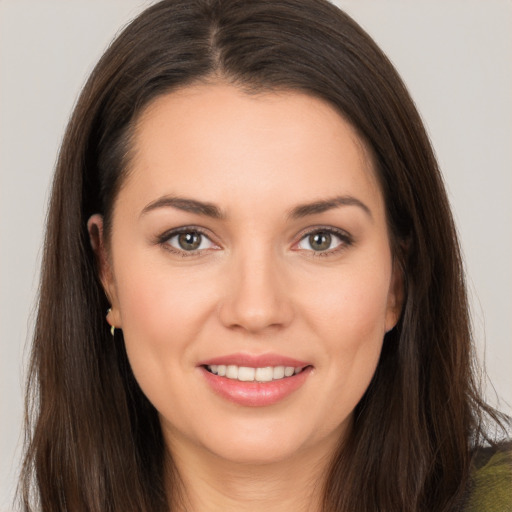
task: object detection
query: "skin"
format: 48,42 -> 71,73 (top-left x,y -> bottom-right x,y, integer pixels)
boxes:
89,82 -> 402,512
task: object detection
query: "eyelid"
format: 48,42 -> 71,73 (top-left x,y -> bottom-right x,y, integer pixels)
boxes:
154,224 -> 352,257
156,226 -> 220,256
292,225 -> 353,254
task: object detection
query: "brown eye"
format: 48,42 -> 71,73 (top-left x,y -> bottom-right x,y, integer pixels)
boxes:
296,228 -> 349,254
309,232 -> 332,251
164,229 -> 217,253
177,232 -> 202,251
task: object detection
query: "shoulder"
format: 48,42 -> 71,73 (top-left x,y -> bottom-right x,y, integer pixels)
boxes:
463,443 -> 512,512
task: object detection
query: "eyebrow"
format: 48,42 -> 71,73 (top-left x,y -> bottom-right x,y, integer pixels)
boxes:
140,196 -> 225,219
140,194 -> 371,221
288,196 -> 372,220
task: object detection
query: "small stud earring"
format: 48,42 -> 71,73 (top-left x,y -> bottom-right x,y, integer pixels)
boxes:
106,308 -> 116,337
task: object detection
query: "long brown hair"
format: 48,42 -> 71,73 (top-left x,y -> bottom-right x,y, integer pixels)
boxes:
20,1 -> 508,511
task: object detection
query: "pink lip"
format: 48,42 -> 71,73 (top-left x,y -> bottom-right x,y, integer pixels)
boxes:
198,353 -> 310,368
197,353 -> 312,407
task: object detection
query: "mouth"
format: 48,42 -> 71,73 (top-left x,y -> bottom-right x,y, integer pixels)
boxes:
199,355 -> 313,407
204,364 -> 307,382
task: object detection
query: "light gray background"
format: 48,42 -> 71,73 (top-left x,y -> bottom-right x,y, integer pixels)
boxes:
1,1 -> 511,509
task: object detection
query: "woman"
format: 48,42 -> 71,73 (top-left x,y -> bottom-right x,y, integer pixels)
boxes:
19,0 -> 511,511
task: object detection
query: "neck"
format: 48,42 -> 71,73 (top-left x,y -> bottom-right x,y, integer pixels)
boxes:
164,435 -> 337,512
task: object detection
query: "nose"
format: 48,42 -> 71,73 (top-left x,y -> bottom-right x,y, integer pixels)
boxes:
217,249 -> 294,334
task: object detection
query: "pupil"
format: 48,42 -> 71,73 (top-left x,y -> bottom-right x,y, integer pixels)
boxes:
310,232 -> 331,251
178,232 -> 201,250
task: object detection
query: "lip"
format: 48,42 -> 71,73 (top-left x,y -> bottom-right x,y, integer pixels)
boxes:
198,353 -> 310,368
197,353 -> 313,407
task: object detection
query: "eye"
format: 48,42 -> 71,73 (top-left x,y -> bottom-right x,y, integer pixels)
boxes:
162,229 -> 218,254
296,228 -> 351,254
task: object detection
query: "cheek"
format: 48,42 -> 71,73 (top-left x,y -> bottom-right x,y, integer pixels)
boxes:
115,245 -> 215,328
111,252 -> 215,384
298,258 -> 392,409
322,281 -> 387,385
303,262 -> 393,343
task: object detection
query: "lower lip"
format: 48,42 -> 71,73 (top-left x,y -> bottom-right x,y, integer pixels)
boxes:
200,366 -> 312,407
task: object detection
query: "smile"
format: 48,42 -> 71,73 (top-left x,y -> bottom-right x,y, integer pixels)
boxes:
206,364 -> 304,382
199,355 -> 313,407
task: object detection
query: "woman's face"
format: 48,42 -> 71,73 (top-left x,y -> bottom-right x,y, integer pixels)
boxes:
92,83 -> 402,465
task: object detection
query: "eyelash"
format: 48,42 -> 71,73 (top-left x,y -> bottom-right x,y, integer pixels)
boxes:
156,226 -> 353,257
156,226 -> 217,257
294,226 -> 353,257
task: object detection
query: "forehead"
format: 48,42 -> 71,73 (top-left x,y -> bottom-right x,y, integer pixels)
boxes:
121,82 -> 382,217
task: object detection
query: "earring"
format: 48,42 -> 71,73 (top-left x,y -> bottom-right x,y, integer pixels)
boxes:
106,308 -> 116,337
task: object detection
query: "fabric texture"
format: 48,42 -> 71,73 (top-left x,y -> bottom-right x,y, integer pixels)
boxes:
464,445 -> 512,511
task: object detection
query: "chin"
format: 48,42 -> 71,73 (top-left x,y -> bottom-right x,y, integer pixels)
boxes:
193,412 -> 346,467
204,433 -> 308,466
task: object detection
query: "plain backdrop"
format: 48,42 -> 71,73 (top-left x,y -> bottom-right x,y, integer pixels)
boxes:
1,1 -> 511,509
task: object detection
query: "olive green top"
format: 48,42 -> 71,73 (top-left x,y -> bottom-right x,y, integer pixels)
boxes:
464,446 -> 512,511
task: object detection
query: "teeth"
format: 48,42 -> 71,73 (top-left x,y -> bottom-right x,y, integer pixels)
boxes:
255,367 -> 273,382
226,365 -> 238,379
284,367 -> 295,377
206,364 -> 304,382
273,366 -> 285,379
238,367 -> 255,381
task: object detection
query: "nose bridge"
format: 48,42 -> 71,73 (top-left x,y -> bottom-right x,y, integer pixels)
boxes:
218,242 -> 293,333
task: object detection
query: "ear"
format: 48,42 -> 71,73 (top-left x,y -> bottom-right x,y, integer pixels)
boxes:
87,214 -> 122,330
385,260 -> 405,333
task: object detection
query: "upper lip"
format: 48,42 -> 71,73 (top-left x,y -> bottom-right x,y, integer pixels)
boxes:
198,353 -> 311,368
